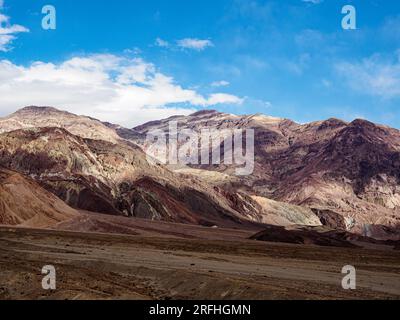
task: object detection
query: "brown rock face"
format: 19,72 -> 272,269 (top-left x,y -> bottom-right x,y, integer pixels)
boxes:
134,111 -> 400,239
0,167 -> 78,228
0,117 -> 268,229
1,106 -> 399,239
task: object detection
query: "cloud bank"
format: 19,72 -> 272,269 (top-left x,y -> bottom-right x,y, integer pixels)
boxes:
0,54 -> 243,127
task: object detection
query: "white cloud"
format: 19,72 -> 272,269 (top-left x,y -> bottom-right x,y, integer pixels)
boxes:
0,1 -> 29,51
155,37 -> 169,48
336,52 -> 400,99
0,54 -> 243,127
211,80 -> 230,87
177,38 -> 214,51
154,37 -> 214,52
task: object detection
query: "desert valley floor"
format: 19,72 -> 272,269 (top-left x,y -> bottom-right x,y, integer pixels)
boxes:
0,214 -> 399,300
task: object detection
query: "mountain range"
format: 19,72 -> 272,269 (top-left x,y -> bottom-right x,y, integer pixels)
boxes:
0,106 -> 399,241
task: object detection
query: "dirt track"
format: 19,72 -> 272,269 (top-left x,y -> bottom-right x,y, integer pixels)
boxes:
0,223 -> 399,300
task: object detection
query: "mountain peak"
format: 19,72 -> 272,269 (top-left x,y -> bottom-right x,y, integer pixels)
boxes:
13,106 -> 71,116
189,110 -> 220,117
2,106 -> 120,143
350,118 -> 376,127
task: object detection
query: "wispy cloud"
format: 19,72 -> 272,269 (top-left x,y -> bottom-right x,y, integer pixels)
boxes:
0,54 -> 243,126
283,53 -> 311,75
211,80 -> 230,87
336,52 -> 400,99
177,38 -> 214,51
0,0 -> 29,51
154,37 -> 169,48
381,15 -> 400,41
228,0 -> 273,22
154,37 -> 214,52
302,0 -> 323,4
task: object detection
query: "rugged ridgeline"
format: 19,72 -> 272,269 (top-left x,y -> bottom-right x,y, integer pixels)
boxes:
0,107 -> 320,230
0,106 -> 399,239
132,110 -> 400,239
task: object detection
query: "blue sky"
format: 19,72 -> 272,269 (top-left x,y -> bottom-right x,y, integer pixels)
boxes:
1,0 -> 400,127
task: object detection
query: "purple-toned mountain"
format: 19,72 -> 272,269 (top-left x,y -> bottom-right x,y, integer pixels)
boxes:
133,110 -> 400,239
0,107 -> 323,230
0,106 -> 399,239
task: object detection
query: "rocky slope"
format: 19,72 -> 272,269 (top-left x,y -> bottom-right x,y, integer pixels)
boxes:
133,110 -> 400,239
1,106 -> 399,239
0,122 -> 283,228
0,167 -> 78,228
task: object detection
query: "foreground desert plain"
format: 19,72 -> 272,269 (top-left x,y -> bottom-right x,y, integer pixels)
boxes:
0,213 -> 399,300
